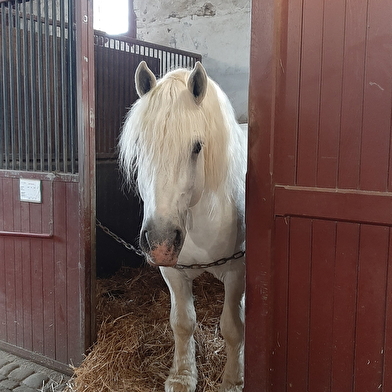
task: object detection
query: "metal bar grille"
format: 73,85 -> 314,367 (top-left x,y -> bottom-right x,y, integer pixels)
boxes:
94,32 -> 202,77
0,0 -> 77,173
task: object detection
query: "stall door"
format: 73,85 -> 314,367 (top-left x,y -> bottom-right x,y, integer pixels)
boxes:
245,0 -> 392,391
0,0 -> 95,372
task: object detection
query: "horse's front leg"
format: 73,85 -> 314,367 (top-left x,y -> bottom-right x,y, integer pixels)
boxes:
213,261 -> 245,392
160,267 -> 198,392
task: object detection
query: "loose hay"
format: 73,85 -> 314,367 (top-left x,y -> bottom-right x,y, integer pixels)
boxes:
68,266 -> 226,392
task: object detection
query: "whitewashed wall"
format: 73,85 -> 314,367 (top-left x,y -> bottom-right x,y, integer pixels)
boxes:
133,0 -> 251,123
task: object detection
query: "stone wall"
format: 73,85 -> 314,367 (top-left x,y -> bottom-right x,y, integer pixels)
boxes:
133,0 -> 251,122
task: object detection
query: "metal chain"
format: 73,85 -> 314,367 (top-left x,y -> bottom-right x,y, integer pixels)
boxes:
96,219 -> 245,269
96,219 -> 145,257
175,251 -> 245,270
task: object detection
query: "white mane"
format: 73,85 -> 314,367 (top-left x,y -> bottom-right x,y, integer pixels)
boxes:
119,67 -> 246,206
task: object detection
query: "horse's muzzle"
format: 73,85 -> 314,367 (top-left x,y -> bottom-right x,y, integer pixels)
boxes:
140,224 -> 184,267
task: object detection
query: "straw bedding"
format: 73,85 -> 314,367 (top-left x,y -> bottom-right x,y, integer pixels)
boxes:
68,266 -> 226,392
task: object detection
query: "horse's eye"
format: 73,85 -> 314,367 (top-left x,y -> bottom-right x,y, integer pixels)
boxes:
192,141 -> 203,155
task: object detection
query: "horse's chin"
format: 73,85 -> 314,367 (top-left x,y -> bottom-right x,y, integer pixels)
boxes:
146,257 -> 178,268
145,246 -> 179,267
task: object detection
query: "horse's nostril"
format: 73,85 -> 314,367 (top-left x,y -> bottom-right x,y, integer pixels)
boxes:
173,229 -> 182,248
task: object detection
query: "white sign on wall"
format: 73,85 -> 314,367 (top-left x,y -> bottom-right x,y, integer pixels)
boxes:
20,179 -> 42,203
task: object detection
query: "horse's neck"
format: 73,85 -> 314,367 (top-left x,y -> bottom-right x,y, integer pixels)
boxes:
192,187 -> 237,216
187,191 -> 243,249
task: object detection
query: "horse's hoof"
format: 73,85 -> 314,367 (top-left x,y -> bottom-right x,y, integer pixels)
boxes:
165,373 -> 197,392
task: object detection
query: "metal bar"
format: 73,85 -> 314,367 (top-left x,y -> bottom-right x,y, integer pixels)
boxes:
100,45 -> 106,155
60,0 -> 67,173
22,0 -> 30,171
44,0 -> 52,171
15,1 -> 22,170
21,1 -> 27,170
7,4 -> 15,170
166,51 -> 169,75
29,0 -> 37,171
0,4 -> 6,168
68,0 -> 77,174
157,49 -> 161,75
52,0 -> 60,171
0,230 -> 54,239
37,0 -> 45,172
0,3 -> 8,169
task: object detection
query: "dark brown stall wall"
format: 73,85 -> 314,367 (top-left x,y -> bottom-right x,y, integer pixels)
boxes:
246,0 -> 392,391
96,161 -> 143,277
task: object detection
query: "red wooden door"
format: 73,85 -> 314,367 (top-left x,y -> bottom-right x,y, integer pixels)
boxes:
245,1 -> 392,391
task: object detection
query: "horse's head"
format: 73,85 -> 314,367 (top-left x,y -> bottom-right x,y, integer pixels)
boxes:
120,61 -> 223,267
138,133 -> 206,267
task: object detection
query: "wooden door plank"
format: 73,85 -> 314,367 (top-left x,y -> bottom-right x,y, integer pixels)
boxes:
21,237 -> 33,351
331,222 -> 359,391
308,220 -> 336,391
3,177 -> 13,232
31,238 -> 44,354
382,228 -> 392,390
0,236 -> 5,340
245,0 -> 277,389
12,178 -> 21,232
4,239 -> 16,345
35,179 -> 55,358
296,0 -> 323,187
360,0 -> 392,192
66,182 -> 84,363
0,178 -> 3,232
337,0 -> 367,190
354,225 -> 388,391
14,238 -> 24,348
316,0 -> 345,188
42,238 -> 56,360
271,217 -> 290,391
286,217 -> 312,391
274,0 -> 302,186
0,180 -> 4,342
53,180 -> 68,364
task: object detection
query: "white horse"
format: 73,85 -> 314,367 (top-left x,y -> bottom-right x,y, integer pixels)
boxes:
119,61 -> 247,392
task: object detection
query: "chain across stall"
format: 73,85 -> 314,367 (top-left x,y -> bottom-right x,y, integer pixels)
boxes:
96,219 -> 245,270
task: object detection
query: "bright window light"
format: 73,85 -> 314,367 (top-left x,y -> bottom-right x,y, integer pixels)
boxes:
94,0 -> 129,35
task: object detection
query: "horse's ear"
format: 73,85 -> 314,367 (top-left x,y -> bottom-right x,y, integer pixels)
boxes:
135,61 -> 157,97
187,61 -> 207,105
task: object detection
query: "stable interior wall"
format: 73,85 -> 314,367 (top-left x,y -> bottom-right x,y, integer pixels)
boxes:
133,0 -> 251,123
